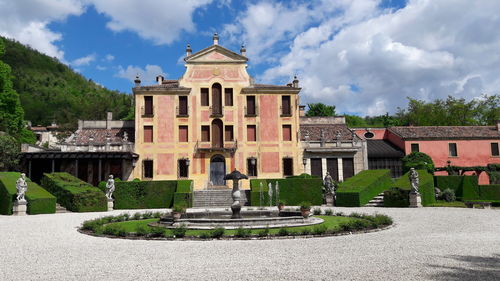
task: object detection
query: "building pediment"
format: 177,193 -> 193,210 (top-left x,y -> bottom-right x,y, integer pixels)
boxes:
184,45 -> 248,64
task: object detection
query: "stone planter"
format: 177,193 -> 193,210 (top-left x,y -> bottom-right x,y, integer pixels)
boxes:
172,212 -> 182,221
278,203 -> 285,211
325,194 -> 334,207
300,208 -> 311,218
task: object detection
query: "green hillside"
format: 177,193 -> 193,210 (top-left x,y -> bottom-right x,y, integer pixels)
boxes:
1,36 -> 132,128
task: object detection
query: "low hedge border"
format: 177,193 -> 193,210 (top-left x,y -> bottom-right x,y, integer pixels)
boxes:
249,177 -> 323,206
434,175 -> 479,200
79,211 -> 393,240
41,172 -> 107,212
384,169 -> 436,207
0,172 -> 56,215
336,170 -> 392,207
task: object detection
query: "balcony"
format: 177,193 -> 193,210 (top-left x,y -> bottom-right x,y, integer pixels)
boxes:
141,106 -> 154,117
209,106 -> 224,117
245,105 -> 258,117
194,140 -> 238,154
176,106 -> 189,117
280,105 -> 292,117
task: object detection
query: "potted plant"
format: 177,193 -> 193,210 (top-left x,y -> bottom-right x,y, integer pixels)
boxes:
300,202 -> 311,218
172,204 -> 186,221
277,201 -> 285,211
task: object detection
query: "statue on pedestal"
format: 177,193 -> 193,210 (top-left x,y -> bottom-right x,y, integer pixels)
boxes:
16,173 -> 28,202
106,175 -> 115,200
323,172 -> 336,206
409,168 -> 419,194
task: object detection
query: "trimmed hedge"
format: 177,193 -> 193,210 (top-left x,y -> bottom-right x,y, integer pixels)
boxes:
249,177 -> 323,206
336,170 -> 392,207
41,172 -> 107,212
434,175 -> 478,200
0,172 -> 56,215
174,180 -> 193,208
112,180 -> 177,209
384,169 -> 436,207
463,183 -> 500,203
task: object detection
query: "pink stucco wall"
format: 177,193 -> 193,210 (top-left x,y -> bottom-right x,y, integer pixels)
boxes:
158,96 -> 174,142
259,95 -> 279,142
157,153 -> 174,175
386,130 -> 406,151
262,152 -> 280,173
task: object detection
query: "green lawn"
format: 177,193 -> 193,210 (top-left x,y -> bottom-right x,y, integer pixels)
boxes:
107,215 -> 360,237
427,200 -> 466,208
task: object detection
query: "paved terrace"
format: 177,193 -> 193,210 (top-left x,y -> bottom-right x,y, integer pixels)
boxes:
1,207 -> 499,281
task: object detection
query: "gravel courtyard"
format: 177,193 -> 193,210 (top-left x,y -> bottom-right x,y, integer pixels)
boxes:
1,207 -> 499,281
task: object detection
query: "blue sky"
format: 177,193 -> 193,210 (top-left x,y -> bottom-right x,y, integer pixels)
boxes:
1,0 -> 499,116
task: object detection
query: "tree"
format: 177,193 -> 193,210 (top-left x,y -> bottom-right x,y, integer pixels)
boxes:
402,152 -> 435,174
306,103 -> 336,117
345,115 -> 367,127
0,133 -> 20,171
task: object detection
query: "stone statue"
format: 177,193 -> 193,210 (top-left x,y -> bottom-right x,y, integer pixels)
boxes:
106,175 -> 115,200
409,168 -> 419,194
16,173 -> 28,202
323,172 -> 335,195
123,131 -> 128,142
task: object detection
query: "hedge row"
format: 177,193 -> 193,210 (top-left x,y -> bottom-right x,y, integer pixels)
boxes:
41,172 -> 107,212
174,180 -> 193,208
249,177 -> 323,206
463,181 -> 500,203
0,172 -> 56,215
336,170 -> 392,207
434,175 -> 478,199
384,170 -> 435,207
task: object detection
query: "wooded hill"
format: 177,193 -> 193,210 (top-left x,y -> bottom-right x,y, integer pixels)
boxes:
1,36 -> 132,128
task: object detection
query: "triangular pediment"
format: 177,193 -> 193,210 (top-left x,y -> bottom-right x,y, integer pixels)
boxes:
185,45 -> 248,64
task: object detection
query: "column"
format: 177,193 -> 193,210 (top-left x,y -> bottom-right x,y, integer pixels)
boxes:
321,157 -> 327,179
338,158 -> 344,182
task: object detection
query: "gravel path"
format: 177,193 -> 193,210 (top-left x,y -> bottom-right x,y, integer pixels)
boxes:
1,207 -> 499,281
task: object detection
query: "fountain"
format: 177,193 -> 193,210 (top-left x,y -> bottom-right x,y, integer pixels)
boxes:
156,170 -> 323,230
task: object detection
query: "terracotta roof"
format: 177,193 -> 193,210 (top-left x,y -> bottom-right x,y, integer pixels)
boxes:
72,128 -> 135,145
300,124 -> 354,141
388,126 -> 500,140
367,140 -> 404,158
138,82 -> 181,89
253,84 -> 296,89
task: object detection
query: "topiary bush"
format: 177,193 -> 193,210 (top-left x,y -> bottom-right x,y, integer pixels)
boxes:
249,177 -> 323,206
336,170 -> 392,207
41,172 -> 106,212
440,188 -> 456,202
402,152 -> 434,174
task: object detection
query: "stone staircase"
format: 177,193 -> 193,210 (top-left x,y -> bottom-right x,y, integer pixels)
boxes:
364,192 -> 385,207
55,203 -> 70,213
193,190 -> 249,208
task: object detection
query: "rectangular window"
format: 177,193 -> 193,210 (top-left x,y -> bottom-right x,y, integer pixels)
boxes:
224,88 -> 233,106
282,125 -> 292,141
247,125 -> 256,141
283,158 -> 294,177
310,158 -> 322,178
449,143 -> 458,157
178,159 -> 189,178
247,158 -> 258,177
411,143 -> 419,153
281,95 -> 291,116
200,88 -> 209,106
246,96 -> 256,116
225,125 -> 234,141
143,160 -> 153,179
201,126 -> 210,142
179,126 -> 188,142
492,143 -> 500,156
178,96 -> 188,116
144,126 -> 153,143
342,158 -> 355,180
144,96 -> 153,116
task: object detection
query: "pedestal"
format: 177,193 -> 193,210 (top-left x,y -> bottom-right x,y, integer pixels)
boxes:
409,192 -> 422,208
13,200 -> 27,216
325,194 -> 334,207
107,199 -> 114,211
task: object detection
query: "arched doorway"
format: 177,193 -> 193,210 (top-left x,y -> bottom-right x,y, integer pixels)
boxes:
211,119 -> 223,148
210,155 -> 226,186
212,83 -> 222,115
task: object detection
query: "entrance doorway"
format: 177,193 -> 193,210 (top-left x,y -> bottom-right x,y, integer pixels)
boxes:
210,155 -> 226,186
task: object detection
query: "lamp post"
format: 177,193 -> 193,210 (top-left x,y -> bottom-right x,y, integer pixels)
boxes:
302,158 -> 307,173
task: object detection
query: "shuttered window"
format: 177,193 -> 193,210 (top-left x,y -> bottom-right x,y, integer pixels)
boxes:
282,125 -> 292,141
178,96 -> 188,116
201,126 -> 210,142
225,125 -> 234,141
283,158 -> 294,176
201,88 -> 209,106
144,96 -> 153,116
247,125 -> 256,141
246,96 -> 256,116
411,143 -> 419,152
144,126 -> 153,143
179,126 -> 188,142
224,88 -> 233,106
281,95 -> 291,116
449,143 -> 458,157
492,143 -> 500,156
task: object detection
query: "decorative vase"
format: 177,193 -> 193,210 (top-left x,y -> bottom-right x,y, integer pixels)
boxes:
278,203 -> 285,211
300,208 -> 311,218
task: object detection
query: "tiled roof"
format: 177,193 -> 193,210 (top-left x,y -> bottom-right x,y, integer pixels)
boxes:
367,140 -> 404,158
388,126 -> 500,140
253,84 -> 295,89
71,128 -> 135,145
300,124 -> 354,141
138,82 -> 181,89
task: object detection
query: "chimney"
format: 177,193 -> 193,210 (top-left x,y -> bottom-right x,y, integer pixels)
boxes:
186,44 -> 192,57
213,32 -> 219,45
496,120 -> 500,131
299,105 -> 306,117
134,75 -> 141,87
292,76 -> 299,88
156,75 -> 164,85
240,44 -> 246,56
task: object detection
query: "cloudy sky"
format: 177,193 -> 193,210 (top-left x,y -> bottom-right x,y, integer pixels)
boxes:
0,0 -> 499,116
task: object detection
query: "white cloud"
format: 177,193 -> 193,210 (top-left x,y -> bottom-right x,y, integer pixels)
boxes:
0,0 -> 84,60
116,64 -> 165,85
71,53 -> 96,66
96,65 -> 107,71
89,0 -> 213,45
104,54 -> 114,61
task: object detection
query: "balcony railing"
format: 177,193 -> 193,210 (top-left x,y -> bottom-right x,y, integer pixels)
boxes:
209,106 -> 224,117
245,105 -> 258,117
280,105 -> 292,117
176,106 -> 189,117
194,140 -> 238,154
141,106 -> 154,117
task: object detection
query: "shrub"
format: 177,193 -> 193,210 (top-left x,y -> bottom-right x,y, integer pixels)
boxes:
172,225 -> 187,238
301,228 -> 311,235
199,232 -> 210,239
336,170 -> 392,207
211,227 -> 225,239
383,188 -> 409,207
278,227 -> 289,236
313,208 -> 322,215
41,172 -> 106,212
257,227 -> 269,237
235,227 -> 251,238
440,188 -> 456,202
149,227 -> 166,238
135,226 -> 148,237
132,212 -> 142,220
103,224 -> 126,237
370,214 -> 393,226
313,224 -> 327,235
402,152 -> 434,174
142,211 -> 153,219
112,180 -> 177,209
435,175 -> 478,200
300,201 -> 311,210
249,177 -> 323,206
324,209 -> 333,216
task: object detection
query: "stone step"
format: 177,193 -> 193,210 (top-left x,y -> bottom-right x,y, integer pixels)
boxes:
55,203 -> 70,213
364,192 -> 385,207
193,190 -> 249,208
